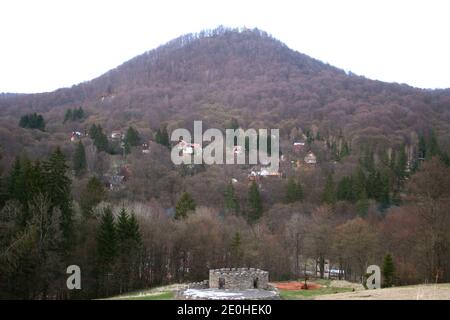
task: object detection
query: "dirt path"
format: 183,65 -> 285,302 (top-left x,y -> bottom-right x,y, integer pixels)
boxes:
315,284 -> 450,300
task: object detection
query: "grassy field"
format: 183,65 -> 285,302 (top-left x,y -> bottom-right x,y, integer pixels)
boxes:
280,286 -> 353,300
120,291 -> 175,300
276,278 -> 356,300
106,279 -> 362,300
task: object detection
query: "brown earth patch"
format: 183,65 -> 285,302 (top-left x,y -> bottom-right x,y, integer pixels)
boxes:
273,281 -> 321,291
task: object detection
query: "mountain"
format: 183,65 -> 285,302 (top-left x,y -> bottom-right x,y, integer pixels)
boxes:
1,26 -> 450,162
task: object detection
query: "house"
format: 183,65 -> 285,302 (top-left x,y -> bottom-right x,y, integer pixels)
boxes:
304,152 -> 317,164
259,168 -> 282,177
111,130 -> 123,140
142,143 -> 150,154
102,175 -> 125,190
248,167 -> 282,180
233,145 -> 243,154
177,139 -> 201,155
293,141 -> 306,152
70,131 -> 82,142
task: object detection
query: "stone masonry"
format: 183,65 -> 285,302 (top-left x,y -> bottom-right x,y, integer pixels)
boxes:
209,268 -> 269,290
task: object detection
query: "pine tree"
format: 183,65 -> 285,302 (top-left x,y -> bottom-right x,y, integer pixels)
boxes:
97,207 -> 117,272
337,176 -> 355,202
382,254 -> 395,288
228,118 -> 240,130
79,176 -> 106,217
116,207 -> 130,243
356,189 -> 369,217
230,231 -> 243,266
73,141 -> 87,176
43,147 -> 74,254
426,129 -> 439,160
321,174 -> 336,205
418,134 -> 427,159
224,182 -> 239,214
394,146 -> 408,180
89,124 -> 108,152
285,177 -> 303,203
115,208 -> 142,292
19,113 -> 45,131
247,181 -> 263,223
155,125 -> 170,148
64,109 -> 73,123
124,126 -> 141,154
160,125 -> 170,148
174,192 -> 196,219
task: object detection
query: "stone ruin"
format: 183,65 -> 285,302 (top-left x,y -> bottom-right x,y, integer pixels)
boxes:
209,268 -> 269,290
177,268 -> 279,300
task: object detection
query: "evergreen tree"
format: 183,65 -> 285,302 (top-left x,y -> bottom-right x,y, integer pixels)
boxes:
337,176 -> 355,202
356,189 -> 369,217
124,127 -> 141,147
73,141 -> 87,176
228,118 -> 239,130
229,231 -> 243,266
353,167 -> 367,199
361,146 -> 375,172
19,113 -> 45,131
418,134 -> 427,159
96,207 -> 117,277
394,146 -> 408,180
285,177 -> 303,203
321,174 -> 336,205
378,170 -> 391,210
43,147 -> 74,254
174,192 -> 196,219
115,208 -> 142,292
247,181 -> 263,223
89,124 -> 108,152
426,129 -> 439,160
64,109 -> 73,123
79,176 -> 106,217
341,140 -> 350,158
155,125 -> 170,148
224,182 -> 239,214
382,254 -> 395,288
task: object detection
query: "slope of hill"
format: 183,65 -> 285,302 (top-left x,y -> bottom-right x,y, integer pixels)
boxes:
1,26 -> 450,163
1,27 -> 450,300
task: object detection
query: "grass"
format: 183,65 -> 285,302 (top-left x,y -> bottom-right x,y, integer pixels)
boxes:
280,287 -> 353,300
118,291 -> 175,300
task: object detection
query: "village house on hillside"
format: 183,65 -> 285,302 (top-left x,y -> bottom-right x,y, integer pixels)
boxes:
111,130 -> 123,140
293,141 -> 306,152
142,143 -> 150,154
177,139 -> 201,155
70,131 -> 82,142
304,151 -> 317,164
248,166 -> 282,181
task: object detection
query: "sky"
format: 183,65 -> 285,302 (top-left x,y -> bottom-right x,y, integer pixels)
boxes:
1,0 -> 449,93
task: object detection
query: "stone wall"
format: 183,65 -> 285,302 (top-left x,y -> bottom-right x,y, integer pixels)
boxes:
209,268 -> 269,290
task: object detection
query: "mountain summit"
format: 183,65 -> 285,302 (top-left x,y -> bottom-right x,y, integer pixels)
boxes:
1,26 -> 449,153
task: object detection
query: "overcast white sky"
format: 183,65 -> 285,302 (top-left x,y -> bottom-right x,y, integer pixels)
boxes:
1,0 -> 449,93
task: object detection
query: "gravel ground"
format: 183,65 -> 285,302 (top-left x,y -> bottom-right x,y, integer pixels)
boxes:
178,288 -> 280,300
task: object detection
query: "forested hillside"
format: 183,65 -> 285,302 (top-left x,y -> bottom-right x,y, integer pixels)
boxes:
1,27 -> 450,299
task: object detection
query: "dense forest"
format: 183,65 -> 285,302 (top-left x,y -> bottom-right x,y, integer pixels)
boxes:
1,27 -> 450,299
